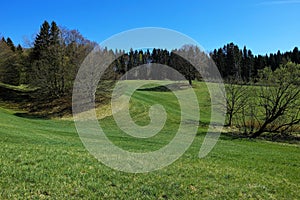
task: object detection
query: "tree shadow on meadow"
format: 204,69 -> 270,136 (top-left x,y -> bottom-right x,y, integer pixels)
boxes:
137,83 -> 191,92
13,112 -> 50,120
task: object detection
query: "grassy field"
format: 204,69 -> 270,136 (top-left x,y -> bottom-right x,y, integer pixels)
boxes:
0,81 -> 299,199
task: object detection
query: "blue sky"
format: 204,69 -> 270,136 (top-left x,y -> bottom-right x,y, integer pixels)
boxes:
0,0 -> 299,55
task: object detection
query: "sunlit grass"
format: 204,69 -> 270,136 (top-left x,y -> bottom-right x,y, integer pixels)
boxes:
0,81 -> 299,199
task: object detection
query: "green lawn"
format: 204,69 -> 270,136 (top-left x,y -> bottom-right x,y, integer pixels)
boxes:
0,81 -> 299,199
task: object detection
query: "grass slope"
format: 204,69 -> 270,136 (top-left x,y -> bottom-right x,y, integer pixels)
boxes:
0,82 -> 299,199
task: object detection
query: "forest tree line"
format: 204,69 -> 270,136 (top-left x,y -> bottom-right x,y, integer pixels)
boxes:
1,20 -> 300,101
211,43 -> 300,82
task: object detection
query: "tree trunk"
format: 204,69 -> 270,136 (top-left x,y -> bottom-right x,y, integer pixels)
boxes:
250,122 -> 268,138
188,77 -> 192,86
227,113 -> 233,127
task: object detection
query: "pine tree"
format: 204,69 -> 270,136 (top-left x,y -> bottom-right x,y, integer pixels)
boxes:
16,44 -> 23,53
31,20 -> 51,60
50,21 -> 60,45
215,48 -> 226,78
275,50 -> 282,69
241,46 -> 248,81
247,49 -> 254,80
292,47 -> 300,63
6,37 -> 15,52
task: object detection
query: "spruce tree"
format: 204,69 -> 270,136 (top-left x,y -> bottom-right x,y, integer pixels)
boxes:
31,20 -> 51,60
6,37 -> 15,52
16,44 -> 23,53
50,21 -> 60,45
292,47 -> 299,63
247,49 -> 254,80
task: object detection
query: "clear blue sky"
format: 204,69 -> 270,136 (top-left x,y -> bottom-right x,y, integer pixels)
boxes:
0,0 -> 299,55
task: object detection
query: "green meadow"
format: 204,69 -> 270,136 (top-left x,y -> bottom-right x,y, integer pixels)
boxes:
0,81 -> 299,199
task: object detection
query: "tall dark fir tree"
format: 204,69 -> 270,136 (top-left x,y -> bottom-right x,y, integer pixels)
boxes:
31,21 -> 51,61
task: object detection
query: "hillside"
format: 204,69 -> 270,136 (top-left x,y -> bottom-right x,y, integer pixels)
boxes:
0,82 -> 299,199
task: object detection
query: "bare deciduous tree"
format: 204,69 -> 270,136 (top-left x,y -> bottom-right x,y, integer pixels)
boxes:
222,79 -> 248,127
249,63 -> 300,138
226,62 -> 300,139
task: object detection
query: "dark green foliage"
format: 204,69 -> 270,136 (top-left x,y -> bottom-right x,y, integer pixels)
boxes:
6,37 -> 15,52
292,47 -> 300,63
31,21 -> 51,61
28,20 -> 94,99
0,38 -> 21,85
211,43 -> 300,82
16,44 -> 23,53
50,21 -> 60,45
110,46 -> 203,85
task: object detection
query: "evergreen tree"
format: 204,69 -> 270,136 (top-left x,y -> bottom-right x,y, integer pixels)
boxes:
31,20 -> 51,61
269,53 -> 276,70
292,47 -> 300,63
223,43 -> 242,81
247,49 -> 254,80
0,39 -> 20,85
50,21 -> 60,45
275,50 -> 282,69
6,37 -> 15,52
16,44 -> 23,53
214,48 -> 226,78
241,46 -> 248,81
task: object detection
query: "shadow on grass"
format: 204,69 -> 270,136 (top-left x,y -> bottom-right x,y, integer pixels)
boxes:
14,112 -> 50,120
220,130 -> 300,144
137,83 -> 190,92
